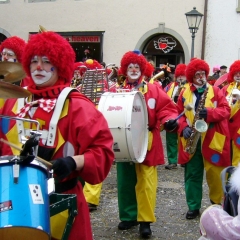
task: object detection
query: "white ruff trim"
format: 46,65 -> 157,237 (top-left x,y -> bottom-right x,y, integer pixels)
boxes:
230,164 -> 240,194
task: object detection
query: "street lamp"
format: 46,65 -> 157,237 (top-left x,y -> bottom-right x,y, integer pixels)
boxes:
185,7 -> 204,59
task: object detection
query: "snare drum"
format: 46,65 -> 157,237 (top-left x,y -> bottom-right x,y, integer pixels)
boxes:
0,156 -> 50,240
98,91 -> 148,163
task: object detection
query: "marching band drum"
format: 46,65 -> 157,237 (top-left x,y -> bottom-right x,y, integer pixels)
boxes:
79,64 -> 149,163
98,91 -> 149,163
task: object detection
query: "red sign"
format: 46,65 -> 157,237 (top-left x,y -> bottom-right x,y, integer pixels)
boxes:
64,36 -> 100,43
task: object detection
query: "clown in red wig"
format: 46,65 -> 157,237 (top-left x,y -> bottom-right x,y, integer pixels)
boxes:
0,36 -> 29,87
0,31 -> 114,240
176,58 -> 231,220
163,63 -> 188,170
0,36 -> 26,63
71,61 -> 86,88
221,60 -> 240,167
115,50 -> 179,238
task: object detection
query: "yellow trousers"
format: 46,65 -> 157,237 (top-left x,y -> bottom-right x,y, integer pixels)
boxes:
83,182 -> 102,205
232,142 -> 240,167
204,160 -> 225,204
135,164 -> 158,222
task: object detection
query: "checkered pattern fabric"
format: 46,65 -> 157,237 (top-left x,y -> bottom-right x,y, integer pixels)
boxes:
18,99 -> 57,118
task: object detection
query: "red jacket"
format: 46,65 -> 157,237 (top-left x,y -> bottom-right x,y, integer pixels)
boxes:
0,91 -> 114,240
177,83 -> 231,166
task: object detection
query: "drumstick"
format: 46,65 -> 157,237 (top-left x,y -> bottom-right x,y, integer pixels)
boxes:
0,138 -> 52,168
174,104 -> 193,121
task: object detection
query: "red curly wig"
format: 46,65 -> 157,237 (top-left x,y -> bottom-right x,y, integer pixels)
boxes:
74,61 -> 86,76
175,64 -> 187,78
185,58 -> 209,83
22,31 -> 75,83
0,36 -> 26,63
144,62 -> 155,78
228,60 -> 240,83
120,50 -> 147,75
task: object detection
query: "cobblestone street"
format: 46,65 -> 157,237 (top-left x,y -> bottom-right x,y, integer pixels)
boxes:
90,132 -> 210,240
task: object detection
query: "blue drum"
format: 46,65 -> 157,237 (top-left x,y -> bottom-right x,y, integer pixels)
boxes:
0,156 -> 50,240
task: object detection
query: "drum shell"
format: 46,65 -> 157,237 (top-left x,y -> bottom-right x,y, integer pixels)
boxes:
0,157 -> 50,240
98,91 -> 148,163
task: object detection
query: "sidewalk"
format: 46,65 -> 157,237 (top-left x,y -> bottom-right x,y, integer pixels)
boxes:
90,132 -> 210,239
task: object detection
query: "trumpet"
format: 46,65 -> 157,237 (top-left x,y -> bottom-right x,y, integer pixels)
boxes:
150,71 -> 164,82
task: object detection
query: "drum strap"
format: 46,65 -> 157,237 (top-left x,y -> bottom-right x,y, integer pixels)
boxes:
16,87 -> 78,146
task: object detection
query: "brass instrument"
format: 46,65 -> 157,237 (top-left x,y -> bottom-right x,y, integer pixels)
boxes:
185,87 -> 208,154
149,71 -> 164,83
227,82 -> 238,106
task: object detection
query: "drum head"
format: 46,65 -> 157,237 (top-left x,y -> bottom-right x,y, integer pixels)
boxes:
98,91 -> 148,163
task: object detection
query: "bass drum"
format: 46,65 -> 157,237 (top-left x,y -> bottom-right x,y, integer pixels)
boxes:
98,91 -> 148,163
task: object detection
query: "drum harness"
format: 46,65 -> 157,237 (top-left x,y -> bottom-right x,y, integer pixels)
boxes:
16,87 -> 79,192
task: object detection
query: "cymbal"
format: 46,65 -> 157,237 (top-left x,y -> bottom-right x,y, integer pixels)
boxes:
0,81 -> 31,99
0,62 -> 26,83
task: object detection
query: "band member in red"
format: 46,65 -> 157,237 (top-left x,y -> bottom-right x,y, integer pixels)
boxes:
116,50 -> 178,238
0,31 -> 114,240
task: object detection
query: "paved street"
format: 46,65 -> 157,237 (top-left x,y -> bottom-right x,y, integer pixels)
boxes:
90,132 -> 210,240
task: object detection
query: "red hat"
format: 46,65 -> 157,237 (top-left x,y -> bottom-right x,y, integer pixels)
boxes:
0,36 -> 26,63
144,62 -> 155,78
22,31 -> 75,83
84,59 -> 102,70
185,58 -> 209,83
120,50 -> 147,76
175,64 -> 187,78
228,60 -> 240,83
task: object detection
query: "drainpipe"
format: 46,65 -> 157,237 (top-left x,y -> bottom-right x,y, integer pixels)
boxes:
201,0 -> 208,60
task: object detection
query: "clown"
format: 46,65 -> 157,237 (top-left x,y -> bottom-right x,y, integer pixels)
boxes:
71,61 -> 85,89
115,50 -> 179,239
176,58 -> 231,220
164,64 -> 188,170
221,60 -> 240,167
0,31 -> 114,240
0,36 -> 29,87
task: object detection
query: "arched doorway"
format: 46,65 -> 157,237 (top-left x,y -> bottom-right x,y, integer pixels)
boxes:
142,33 -> 185,71
135,23 -> 190,72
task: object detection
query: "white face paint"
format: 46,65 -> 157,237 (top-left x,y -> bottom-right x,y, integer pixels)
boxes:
30,56 -> 58,88
1,48 -> 17,62
193,71 -> 206,86
31,70 -> 53,84
176,76 -> 187,85
233,72 -> 240,82
127,63 -> 141,82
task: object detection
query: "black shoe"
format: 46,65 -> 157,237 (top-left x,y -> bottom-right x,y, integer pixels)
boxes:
88,203 -> 97,212
118,220 -> 138,230
186,210 -> 200,219
165,164 -> 177,170
139,222 -> 152,239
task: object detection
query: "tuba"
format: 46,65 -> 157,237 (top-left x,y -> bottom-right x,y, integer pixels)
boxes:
185,87 -> 208,154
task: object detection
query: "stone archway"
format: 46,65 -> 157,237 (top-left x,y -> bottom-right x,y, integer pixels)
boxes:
135,23 -> 190,64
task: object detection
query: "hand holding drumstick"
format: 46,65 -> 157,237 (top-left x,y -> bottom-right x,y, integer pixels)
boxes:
0,138 -> 52,168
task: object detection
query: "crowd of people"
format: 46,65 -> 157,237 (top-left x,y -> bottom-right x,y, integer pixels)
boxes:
0,31 -> 239,240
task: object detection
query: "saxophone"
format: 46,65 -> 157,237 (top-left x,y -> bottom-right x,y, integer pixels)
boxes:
185,87 -> 209,154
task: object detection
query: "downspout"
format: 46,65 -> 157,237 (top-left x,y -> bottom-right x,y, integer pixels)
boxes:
201,0 -> 208,60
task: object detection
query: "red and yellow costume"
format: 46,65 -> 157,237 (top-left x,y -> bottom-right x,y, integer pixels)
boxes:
176,59 -> 231,212
0,32 -> 114,240
116,51 -> 178,234
221,60 -> 240,166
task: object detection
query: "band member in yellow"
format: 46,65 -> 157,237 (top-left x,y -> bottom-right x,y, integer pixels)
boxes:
177,58 -> 231,219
